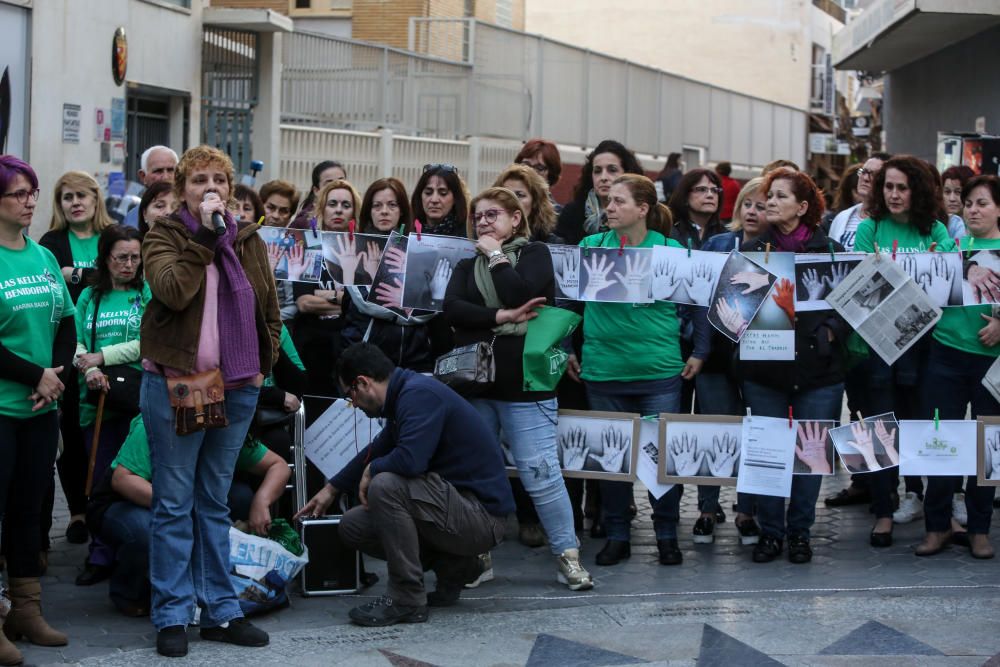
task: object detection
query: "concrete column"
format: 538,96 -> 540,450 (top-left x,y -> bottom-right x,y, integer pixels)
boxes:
252,31 -> 283,183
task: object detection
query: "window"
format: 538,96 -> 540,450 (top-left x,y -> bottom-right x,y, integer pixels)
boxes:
296,0 -> 311,8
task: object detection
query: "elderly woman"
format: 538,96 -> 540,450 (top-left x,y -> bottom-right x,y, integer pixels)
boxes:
443,186 -> 592,592
737,168 -> 848,564
41,171 -> 116,545
0,156 -> 75,662
140,145 -> 280,657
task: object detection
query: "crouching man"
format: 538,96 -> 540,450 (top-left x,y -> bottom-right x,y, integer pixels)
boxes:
295,343 -> 514,626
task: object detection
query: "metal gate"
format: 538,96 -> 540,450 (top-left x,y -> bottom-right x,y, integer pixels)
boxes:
201,27 -> 257,174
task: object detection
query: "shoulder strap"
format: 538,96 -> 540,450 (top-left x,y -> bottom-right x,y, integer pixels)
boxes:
89,289 -> 104,352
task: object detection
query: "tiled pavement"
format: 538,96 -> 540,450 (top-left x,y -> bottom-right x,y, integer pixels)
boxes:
16,473 -> 1000,666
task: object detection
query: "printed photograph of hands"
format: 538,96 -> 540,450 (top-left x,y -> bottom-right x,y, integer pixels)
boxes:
648,246 -> 726,305
793,258 -> 861,311
260,227 -> 323,282
321,232 -> 388,287
829,414 -> 899,474
400,237 -> 476,311
793,420 -> 837,475
662,424 -> 742,480
962,250 -> 1000,305
894,252 -> 961,307
556,419 -> 635,475
551,246 -> 581,300
983,427 -> 1000,481
369,235 -> 408,310
578,247 -> 653,303
707,252 -> 777,341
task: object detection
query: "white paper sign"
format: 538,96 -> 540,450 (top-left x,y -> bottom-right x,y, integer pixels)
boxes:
898,420 -> 978,476
636,418 -> 674,499
736,415 -> 796,497
304,398 -> 383,480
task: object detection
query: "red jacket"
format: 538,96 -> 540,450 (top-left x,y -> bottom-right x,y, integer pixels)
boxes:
720,175 -> 741,220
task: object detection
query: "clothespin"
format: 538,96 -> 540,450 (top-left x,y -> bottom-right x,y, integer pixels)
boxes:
969,237 -> 975,251
929,241 -> 938,253
348,219 -> 355,242
687,238 -> 693,258
397,223 -> 405,236
309,216 -> 317,233
734,236 -> 739,252
788,405 -> 794,429
873,242 -> 881,261
934,407 -> 940,431
618,235 -> 628,256
414,219 -> 422,241
256,215 -> 265,227
828,241 -> 836,262
955,237 -> 961,254
855,410 -> 864,422
891,239 -> 898,261
745,407 -> 752,420
764,242 -> 771,263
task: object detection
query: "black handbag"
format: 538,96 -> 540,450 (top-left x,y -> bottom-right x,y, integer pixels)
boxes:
432,338 -> 495,396
84,290 -> 142,416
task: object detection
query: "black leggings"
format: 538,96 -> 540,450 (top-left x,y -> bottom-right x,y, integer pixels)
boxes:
0,411 -> 60,577
56,373 -> 89,517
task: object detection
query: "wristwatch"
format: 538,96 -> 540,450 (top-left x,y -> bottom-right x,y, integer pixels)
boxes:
488,249 -> 504,261
70,268 -> 82,285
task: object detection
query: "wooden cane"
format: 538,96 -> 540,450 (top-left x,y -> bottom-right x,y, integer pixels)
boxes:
84,386 -> 107,497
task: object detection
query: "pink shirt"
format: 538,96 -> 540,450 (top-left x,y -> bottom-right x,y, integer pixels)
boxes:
143,264 -> 223,377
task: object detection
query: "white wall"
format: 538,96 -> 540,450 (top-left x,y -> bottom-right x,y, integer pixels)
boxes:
27,0 -> 203,238
526,0 -> 842,112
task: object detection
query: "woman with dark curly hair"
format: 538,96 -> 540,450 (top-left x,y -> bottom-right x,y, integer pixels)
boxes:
853,155 -> 956,548
555,140 -> 644,246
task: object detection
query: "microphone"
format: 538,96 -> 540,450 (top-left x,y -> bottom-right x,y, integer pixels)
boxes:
204,192 -> 227,236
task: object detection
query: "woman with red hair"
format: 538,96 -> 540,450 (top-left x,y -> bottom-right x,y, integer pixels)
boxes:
736,168 -> 849,565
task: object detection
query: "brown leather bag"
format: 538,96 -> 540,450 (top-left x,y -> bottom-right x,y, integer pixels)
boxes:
166,368 -> 228,436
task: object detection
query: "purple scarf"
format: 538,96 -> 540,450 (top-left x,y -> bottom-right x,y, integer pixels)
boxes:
772,224 -> 813,253
177,206 -> 260,382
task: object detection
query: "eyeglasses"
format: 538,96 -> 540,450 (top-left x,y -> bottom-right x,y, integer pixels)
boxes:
518,160 -> 549,175
111,253 -> 142,265
691,186 -> 723,195
423,163 -> 459,175
472,208 -> 506,224
857,167 -> 874,179
1,189 -> 40,205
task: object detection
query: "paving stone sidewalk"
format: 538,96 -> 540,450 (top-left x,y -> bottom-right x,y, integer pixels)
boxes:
16,472 -> 1000,666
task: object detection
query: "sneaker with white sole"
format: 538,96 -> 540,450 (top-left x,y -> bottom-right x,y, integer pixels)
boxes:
893,491 -> 924,524
464,552 -> 494,589
692,516 -> 715,544
953,493 -> 968,526
556,548 -> 594,591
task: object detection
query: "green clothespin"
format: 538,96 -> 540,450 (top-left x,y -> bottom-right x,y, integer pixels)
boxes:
398,223 -> 405,235
934,407 -> 939,430
687,238 -> 693,258
828,240 -> 836,262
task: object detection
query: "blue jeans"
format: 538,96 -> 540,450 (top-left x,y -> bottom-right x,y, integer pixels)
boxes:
585,378 -> 683,541
101,501 -> 152,612
921,341 -> 998,534
84,417 -> 132,567
742,380 -> 844,541
694,372 -> 753,516
472,398 -> 576,554
141,372 -> 260,630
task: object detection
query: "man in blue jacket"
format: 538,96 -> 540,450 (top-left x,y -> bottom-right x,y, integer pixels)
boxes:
295,343 -> 514,626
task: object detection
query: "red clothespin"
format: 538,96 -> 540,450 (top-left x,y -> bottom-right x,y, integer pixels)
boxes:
348,219 -> 356,242
891,239 -> 898,261
928,241 -> 938,253
788,405 -> 794,429
414,219 -> 422,241
618,235 -> 628,256
955,237 -> 962,256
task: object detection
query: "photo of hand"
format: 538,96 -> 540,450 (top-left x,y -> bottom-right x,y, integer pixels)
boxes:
793,255 -> 863,312
367,231 -> 409,312
793,420 -> 836,475
555,415 -> 637,477
648,245 -> 726,305
893,252 -> 961,307
985,428 -> 1000,481
259,227 -> 323,283
400,233 -> 477,311
707,251 -> 777,342
320,231 -> 389,287
963,250 -> 1000,305
829,413 -> 900,474
662,421 -> 743,481
551,246 -> 581,299
577,247 -> 653,303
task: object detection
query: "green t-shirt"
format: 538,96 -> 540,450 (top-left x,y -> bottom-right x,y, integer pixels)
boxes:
0,238 -> 75,418
579,229 -> 685,382
75,283 -> 151,426
67,231 -> 99,269
933,236 -> 1000,357
111,414 -> 269,481
853,217 -> 956,254
263,325 -> 306,388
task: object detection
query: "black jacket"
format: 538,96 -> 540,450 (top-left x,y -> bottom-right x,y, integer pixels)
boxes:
340,286 -> 436,373
443,242 -> 556,402
39,229 -> 95,303
554,199 -> 589,246
736,227 -> 850,393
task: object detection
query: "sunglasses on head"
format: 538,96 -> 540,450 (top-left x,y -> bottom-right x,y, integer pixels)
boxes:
423,163 -> 459,175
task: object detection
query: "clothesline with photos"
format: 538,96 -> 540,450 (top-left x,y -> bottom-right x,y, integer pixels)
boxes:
298,399 -> 1000,502
259,225 -> 1000,364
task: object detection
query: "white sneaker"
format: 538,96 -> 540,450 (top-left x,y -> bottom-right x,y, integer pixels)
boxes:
893,492 -> 924,524
953,493 -> 968,526
464,552 -> 494,589
556,548 -> 594,591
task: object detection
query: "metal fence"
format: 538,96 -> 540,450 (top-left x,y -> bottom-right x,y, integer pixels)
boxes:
279,18 -> 809,176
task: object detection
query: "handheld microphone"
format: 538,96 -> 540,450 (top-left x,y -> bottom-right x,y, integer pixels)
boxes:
203,192 -> 227,236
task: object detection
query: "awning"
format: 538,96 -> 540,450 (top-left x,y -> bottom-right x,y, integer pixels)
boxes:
832,0 -> 1000,72
202,7 -> 294,33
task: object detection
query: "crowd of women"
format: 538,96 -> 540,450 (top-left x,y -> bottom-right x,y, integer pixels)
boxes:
1,134 -> 999,661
